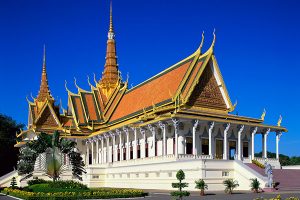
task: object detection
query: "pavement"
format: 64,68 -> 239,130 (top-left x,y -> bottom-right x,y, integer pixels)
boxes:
142,190 -> 300,200
1,191 -> 300,200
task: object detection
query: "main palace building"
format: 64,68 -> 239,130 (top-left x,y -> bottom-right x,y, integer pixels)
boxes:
14,2 -> 287,190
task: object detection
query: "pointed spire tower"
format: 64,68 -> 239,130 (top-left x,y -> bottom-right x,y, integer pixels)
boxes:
98,0 -> 122,97
36,45 -> 54,103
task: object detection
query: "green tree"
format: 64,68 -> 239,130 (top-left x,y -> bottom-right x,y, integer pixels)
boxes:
250,178 -> 261,193
170,169 -> 190,200
17,131 -> 86,181
254,151 -> 300,166
0,114 -> 24,176
10,177 -> 17,188
223,179 -> 239,194
195,179 -> 208,196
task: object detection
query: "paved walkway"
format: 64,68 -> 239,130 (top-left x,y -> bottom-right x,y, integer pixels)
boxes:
0,193 -> 18,200
142,190 -> 300,200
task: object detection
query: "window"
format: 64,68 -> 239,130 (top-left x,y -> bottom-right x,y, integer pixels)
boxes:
168,172 -> 172,177
222,171 -> 229,177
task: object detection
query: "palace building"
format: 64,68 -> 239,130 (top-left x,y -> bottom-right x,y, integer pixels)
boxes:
11,3 -> 288,190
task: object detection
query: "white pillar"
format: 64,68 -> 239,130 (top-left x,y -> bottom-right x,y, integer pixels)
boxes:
192,120 -> 199,156
106,135 -> 110,163
276,132 -> 282,160
140,128 -> 146,158
264,129 -> 270,158
123,127 -> 130,160
223,123 -> 230,160
159,121 -> 167,156
112,134 -> 116,162
208,122 -> 215,159
91,140 -> 94,164
237,125 -> 244,160
172,119 -> 179,158
101,137 -> 104,163
119,131 -> 123,161
86,141 -> 89,166
132,127 -> 137,159
251,127 -> 258,160
96,139 -> 99,164
148,124 -> 156,157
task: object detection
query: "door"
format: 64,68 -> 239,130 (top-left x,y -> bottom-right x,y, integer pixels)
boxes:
202,138 -> 209,155
216,139 -> 223,159
186,137 -> 193,154
229,141 -> 236,160
243,142 -> 249,158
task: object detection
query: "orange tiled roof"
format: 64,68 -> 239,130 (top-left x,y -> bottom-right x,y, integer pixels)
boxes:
109,57 -> 195,123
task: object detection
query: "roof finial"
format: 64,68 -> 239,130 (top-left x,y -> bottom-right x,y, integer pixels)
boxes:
108,0 -> 114,39
43,44 -> 46,73
197,31 -> 205,53
212,28 -> 216,48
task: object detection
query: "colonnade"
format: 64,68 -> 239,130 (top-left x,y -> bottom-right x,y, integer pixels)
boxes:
84,119 -> 283,165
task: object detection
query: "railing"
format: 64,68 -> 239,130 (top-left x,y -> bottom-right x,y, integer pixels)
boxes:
89,154 -> 213,167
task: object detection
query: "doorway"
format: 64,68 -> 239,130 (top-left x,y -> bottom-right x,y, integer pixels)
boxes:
186,137 -> 193,154
243,142 -> 249,158
229,141 -> 236,160
215,139 -> 223,159
202,138 -> 209,155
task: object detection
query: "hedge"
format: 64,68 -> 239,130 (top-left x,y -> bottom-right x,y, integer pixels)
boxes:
3,187 -> 146,200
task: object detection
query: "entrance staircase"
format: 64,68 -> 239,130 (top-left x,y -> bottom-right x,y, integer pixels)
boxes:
246,163 -> 300,191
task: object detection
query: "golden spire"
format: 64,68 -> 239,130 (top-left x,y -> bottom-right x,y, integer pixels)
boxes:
99,0 -> 121,97
109,0 -> 114,33
36,45 -> 53,102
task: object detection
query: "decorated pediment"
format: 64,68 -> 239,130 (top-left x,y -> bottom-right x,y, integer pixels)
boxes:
187,62 -> 227,110
35,103 -> 61,128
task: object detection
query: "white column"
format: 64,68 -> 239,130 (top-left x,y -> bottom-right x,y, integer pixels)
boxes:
172,119 -> 179,158
264,129 -> 270,158
123,127 -> 130,160
132,127 -> 137,159
91,140 -> 94,164
208,122 -> 215,159
148,124 -> 156,157
237,125 -> 244,160
193,120 -> 199,156
276,132 -> 282,160
140,128 -> 146,158
118,130 -> 123,161
223,123 -> 230,160
112,134 -> 116,162
251,127 -> 258,160
86,141 -> 89,165
106,135 -> 110,163
101,137 -> 104,163
96,139 -> 99,164
159,121 -> 167,156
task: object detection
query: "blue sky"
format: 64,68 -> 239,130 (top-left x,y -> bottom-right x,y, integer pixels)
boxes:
0,0 -> 299,156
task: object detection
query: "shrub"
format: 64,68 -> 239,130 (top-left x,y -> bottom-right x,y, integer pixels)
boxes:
250,178 -> 261,193
10,177 -> 17,189
170,169 -> 190,200
223,179 -> 239,194
27,179 -> 48,186
3,187 -> 146,200
48,180 -> 88,189
195,179 -> 208,196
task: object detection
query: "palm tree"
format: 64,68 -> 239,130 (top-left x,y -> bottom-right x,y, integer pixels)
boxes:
17,131 -> 86,181
223,179 -> 239,194
195,179 -> 208,196
250,178 -> 261,193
